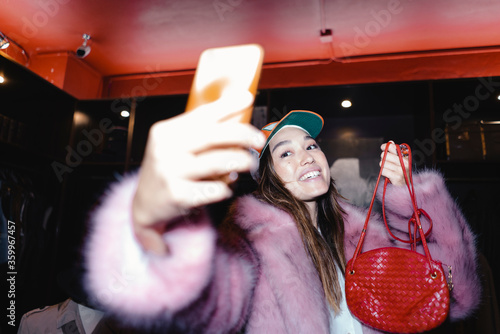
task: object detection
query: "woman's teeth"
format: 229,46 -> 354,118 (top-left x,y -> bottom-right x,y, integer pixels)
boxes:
299,171 -> 320,181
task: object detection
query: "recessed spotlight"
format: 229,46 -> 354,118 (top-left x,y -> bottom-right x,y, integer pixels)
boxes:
120,110 -> 130,118
497,94 -> 500,100
73,111 -> 90,126
0,75 -> 5,84
341,99 -> 352,108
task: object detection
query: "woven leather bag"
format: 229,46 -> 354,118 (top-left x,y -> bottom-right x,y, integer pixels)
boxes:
345,143 -> 450,333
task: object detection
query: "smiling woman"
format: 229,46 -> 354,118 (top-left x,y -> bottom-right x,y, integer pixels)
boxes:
84,104 -> 482,333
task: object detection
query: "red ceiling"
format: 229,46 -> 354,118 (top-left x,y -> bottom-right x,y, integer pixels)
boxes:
1,0 -> 500,99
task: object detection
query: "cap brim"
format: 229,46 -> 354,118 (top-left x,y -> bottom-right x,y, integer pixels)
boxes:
260,110 -> 324,157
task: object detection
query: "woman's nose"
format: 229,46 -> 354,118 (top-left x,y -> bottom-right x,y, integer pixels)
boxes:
300,150 -> 315,165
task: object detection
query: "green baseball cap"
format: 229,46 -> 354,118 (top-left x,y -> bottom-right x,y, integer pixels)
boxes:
257,110 -> 324,158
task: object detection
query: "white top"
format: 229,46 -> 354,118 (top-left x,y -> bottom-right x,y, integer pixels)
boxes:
317,227 -> 363,334
328,265 -> 364,334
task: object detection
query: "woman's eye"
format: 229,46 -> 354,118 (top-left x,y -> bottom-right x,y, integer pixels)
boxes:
307,144 -> 318,150
280,151 -> 292,158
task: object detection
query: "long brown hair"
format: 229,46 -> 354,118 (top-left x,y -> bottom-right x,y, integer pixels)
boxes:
257,148 -> 346,312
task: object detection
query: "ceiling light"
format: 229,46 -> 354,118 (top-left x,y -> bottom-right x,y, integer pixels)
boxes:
0,32 -> 10,49
73,111 -> 90,126
341,100 -> 352,108
497,94 -> 500,100
120,110 -> 130,118
0,75 -> 5,84
76,33 -> 91,58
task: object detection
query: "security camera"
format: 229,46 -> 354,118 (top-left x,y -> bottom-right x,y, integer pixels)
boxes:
76,34 -> 91,58
76,45 -> 91,58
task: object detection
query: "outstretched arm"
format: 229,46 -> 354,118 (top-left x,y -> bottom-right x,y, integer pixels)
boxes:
84,99 -> 265,331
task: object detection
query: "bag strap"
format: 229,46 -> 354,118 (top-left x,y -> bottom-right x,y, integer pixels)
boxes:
348,143 -> 436,273
381,145 -> 433,250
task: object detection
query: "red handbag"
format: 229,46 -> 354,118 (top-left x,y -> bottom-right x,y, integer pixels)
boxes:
345,143 -> 451,333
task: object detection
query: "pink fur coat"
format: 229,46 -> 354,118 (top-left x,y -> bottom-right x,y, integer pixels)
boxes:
84,170 -> 480,333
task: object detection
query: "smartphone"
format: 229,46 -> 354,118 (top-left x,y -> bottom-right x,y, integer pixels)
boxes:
184,44 -> 264,123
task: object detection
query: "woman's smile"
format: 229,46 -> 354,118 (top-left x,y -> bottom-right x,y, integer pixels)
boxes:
299,169 -> 321,181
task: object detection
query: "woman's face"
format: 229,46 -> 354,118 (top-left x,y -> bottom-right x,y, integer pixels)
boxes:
269,126 -> 330,202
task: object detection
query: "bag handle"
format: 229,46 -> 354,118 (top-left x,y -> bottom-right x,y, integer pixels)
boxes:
381,145 -> 433,250
348,143 -> 436,273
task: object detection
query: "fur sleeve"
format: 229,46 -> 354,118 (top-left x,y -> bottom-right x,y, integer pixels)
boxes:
378,169 -> 481,320
84,173 -> 257,332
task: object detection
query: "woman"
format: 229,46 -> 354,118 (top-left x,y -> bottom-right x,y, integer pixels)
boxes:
84,106 -> 480,333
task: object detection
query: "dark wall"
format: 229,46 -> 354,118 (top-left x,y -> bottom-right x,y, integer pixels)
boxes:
0,55 -> 76,333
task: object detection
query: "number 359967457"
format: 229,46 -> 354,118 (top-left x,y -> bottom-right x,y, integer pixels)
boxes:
7,221 -> 16,270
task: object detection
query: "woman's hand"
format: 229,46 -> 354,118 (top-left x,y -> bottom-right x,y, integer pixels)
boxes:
380,142 -> 410,187
132,95 -> 265,253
